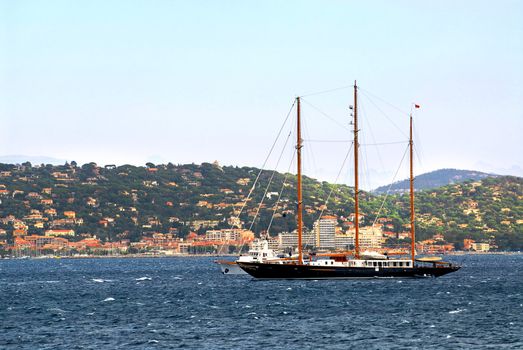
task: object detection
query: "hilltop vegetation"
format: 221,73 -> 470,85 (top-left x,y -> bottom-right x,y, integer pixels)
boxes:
373,168 -> 496,194
0,162 -> 522,250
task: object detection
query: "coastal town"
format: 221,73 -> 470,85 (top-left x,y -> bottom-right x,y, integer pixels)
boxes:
0,161 -> 516,258
3,218 -> 492,259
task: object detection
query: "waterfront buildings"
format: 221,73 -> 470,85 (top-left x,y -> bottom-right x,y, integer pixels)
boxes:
314,215 -> 337,249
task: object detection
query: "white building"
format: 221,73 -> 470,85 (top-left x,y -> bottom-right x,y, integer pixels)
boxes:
205,229 -> 240,241
344,226 -> 385,249
335,234 -> 355,250
278,230 -> 316,249
314,216 -> 337,250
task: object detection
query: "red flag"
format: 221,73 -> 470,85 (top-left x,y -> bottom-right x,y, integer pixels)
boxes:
414,104 -> 420,109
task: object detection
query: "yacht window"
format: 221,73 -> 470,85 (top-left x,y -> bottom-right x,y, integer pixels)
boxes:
399,262 -> 403,267
373,262 -> 377,267
331,261 -> 334,265
263,253 -> 267,257
393,262 -> 397,267
406,262 -> 410,267
378,262 -> 382,267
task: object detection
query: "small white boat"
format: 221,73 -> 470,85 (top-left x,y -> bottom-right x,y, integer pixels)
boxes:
215,240 -> 279,275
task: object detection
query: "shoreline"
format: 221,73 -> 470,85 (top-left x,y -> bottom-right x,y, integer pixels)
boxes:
2,251 -> 522,260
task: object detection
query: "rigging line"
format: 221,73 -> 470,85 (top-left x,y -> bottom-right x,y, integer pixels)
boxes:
359,90 -> 408,138
412,118 -> 424,170
300,98 -> 350,131
248,129 -> 294,233
300,84 -> 353,98
231,100 -> 295,235
304,139 -> 408,146
315,142 -> 354,222
266,150 -> 296,235
361,129 -> 372,195
358,87 -> 410,116
371,144 -> 410,228
301,109 -> 318,177
362,141 -> 409,146
304,142 -> 354,248
360,98 -> 384,188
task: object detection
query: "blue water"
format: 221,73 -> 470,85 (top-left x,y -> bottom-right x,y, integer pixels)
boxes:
1,255 -> 522,349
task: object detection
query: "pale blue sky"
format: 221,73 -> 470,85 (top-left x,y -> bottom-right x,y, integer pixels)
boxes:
1,0 -> 522,189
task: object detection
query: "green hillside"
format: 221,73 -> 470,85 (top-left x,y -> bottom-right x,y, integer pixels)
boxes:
0,162 -> 521,250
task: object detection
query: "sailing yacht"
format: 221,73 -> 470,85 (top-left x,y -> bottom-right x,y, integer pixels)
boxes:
238,82 -> 460,279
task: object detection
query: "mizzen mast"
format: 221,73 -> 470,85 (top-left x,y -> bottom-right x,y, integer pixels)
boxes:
409,113 -> 416,265
296,96 -> 304,265
353,81 -> 360,259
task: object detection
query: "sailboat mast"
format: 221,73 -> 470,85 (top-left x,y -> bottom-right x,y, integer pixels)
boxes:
296,97 -> 303,265
353,81 -> 360,259
409,113 -> 416,265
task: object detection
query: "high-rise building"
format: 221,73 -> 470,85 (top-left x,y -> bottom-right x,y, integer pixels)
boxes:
314,215 -> 337,250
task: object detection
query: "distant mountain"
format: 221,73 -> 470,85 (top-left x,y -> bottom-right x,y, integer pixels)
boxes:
373,169 -> 498,194
0,155 -> 67,166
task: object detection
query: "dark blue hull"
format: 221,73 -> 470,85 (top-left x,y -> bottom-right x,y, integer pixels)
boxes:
238,261 -> 460,279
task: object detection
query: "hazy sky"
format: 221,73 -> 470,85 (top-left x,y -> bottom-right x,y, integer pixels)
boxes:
1,0 -> 522,189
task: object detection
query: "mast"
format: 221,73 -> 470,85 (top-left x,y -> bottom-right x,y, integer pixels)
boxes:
296,97 -> 303,265
353,81 -> 360,259
409,113 -> 415,265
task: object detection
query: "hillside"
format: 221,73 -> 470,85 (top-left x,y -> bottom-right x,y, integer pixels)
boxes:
0,162 -> 522,250
373,168 -> 497,194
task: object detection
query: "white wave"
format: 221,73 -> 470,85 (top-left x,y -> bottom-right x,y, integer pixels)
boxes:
102,297 -> 115,302
47,308 -> 66,313
92,278 -> 112,283
135,277 -> 152,281
448,308 -> 465,314
286,287 -> 292,291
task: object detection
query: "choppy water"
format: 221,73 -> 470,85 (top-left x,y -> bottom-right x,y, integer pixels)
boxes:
1,255 -> 522,349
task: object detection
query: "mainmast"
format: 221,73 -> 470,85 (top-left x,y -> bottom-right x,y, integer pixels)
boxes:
296,97 -> 303,265
409,113 -> 416,265
353,81 -> 360,259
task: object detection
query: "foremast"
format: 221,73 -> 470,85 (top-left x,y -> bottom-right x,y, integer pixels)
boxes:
353,81 -> 360,259
409,112 -> 415,265
296,97 -> 304,265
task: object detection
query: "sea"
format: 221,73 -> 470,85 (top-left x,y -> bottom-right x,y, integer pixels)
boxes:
1,254 -> 522,349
